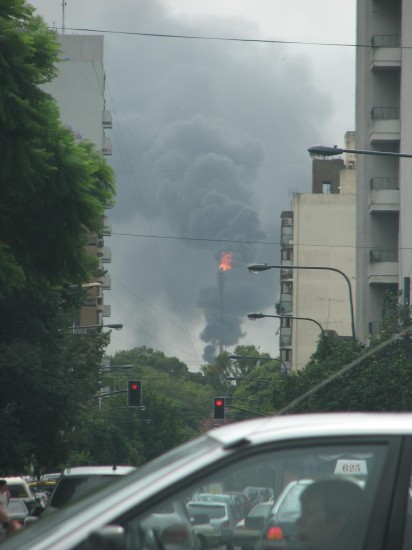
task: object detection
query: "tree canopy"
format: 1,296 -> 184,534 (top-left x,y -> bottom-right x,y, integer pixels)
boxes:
0,0 -> 116,474
0,0 -> 115,289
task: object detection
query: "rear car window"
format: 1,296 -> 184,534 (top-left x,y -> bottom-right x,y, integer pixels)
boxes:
50,475 -> 121,508
187,503 -> 226,519
7,485 -> 29,498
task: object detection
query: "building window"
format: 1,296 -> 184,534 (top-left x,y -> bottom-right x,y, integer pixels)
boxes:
280,349 -> 292,362
281,317 -> 292,329
322,181 -> 332,194
281,282 -> 293,295
282,249 -> 293,261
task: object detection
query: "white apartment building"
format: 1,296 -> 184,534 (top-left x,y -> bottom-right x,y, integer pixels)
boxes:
355,0 -> 411,339
279,133 -> 356,371
42,35 -> 113,329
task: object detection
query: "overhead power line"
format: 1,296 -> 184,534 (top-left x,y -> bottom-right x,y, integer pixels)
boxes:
60,27 -> 361,47
111,232 -> 412,252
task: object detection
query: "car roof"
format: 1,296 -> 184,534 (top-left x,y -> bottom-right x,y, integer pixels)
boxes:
2,477 -> 29,485
206,412 -> 412,448
61,465 -> 136,476
188,501 -> 228,507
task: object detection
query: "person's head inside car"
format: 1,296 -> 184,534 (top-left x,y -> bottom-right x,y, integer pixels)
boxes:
297,478 -> 367,550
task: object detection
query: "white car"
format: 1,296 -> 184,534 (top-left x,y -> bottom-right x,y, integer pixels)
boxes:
187,500 -> 241,549
2,477 -> 41,516
3,412 -> 412,550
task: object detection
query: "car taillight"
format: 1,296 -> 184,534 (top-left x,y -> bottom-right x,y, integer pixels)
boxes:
161,524 -> 189,544
266,526 -> 284,541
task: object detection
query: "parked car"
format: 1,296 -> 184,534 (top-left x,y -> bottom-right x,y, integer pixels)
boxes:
2,477 -> 42,515
39,473 -> 61,482
254,479 -> 314,549
28,481 -> 57,498
243,486 -> 274,506
42,465 -> 136,515
3,412 -> 412,550
194,492 -> 251,518
28,481 -> 57,508
232,502 -> 273,550
186,500 -> 241,549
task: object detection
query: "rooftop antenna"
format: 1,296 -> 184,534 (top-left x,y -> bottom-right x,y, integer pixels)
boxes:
61,0 -> 66,35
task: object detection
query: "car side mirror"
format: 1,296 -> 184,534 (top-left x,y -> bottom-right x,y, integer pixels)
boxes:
87,525 -> 127,550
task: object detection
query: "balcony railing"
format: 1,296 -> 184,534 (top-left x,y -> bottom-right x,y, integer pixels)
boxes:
281,271 -> 293,284
371,35 -> 401,48
371,107 -> 400,120
369,249 -> 398,263
370,177 -> 399,190
278,301 -> 292,314
280,334 -> 292,347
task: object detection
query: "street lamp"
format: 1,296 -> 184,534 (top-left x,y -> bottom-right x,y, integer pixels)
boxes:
72,323 -> 123,331
247,312 -> 325,335
308,145 -> 412,159
248,263 -> 355,341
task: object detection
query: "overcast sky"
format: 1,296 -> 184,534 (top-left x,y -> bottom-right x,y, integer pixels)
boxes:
30,0 -> 356,369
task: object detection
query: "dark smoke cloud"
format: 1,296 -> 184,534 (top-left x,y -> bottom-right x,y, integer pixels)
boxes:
104,1 -> 333,362
31,0 -> 336,364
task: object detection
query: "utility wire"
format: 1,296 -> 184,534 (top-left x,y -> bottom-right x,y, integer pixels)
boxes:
60,27 -> 374,49
112,231 -> 412,252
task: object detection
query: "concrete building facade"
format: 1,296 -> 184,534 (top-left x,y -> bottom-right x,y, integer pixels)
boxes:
355,0 -> 409,339
43,35 -> 112,330
279,133 -> 356,371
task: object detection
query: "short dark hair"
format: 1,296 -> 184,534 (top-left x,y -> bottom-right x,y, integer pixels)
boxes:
0,480 -> 7,488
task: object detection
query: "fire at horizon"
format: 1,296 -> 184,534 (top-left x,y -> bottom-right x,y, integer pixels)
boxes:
219,252 -> 234,271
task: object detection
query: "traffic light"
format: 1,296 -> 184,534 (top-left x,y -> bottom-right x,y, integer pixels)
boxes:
127,380 -> 142,407
213,397 -> 225,419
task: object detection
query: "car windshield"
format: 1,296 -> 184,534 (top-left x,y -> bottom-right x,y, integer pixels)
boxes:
7,485 -> 30,499
187,503 -> 226,519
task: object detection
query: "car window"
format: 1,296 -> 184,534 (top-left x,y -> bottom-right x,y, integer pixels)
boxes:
50,475 -> 122,508
101,442 -> 388,550
7,484 -> 30,499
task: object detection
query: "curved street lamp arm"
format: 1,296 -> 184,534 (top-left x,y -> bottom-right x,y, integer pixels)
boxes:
248,313 -> 324,334
248,264 -> 355,341
308,145 -> 412,159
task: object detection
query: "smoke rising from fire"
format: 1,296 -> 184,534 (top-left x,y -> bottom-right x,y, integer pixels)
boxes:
89,0 -> 337,363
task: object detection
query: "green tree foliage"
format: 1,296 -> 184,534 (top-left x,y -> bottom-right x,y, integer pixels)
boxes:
63,347 -> 216,466
0,0 -> 115,288
230,362 -> 281,420
0,286 -> 107,474
272,298 -> 412,414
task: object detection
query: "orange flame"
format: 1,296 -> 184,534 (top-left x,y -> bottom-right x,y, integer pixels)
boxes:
219,252 -> 234,271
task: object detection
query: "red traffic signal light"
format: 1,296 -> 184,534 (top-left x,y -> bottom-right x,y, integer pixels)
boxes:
213,397 -> 225,419
127,380 -> 142,407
